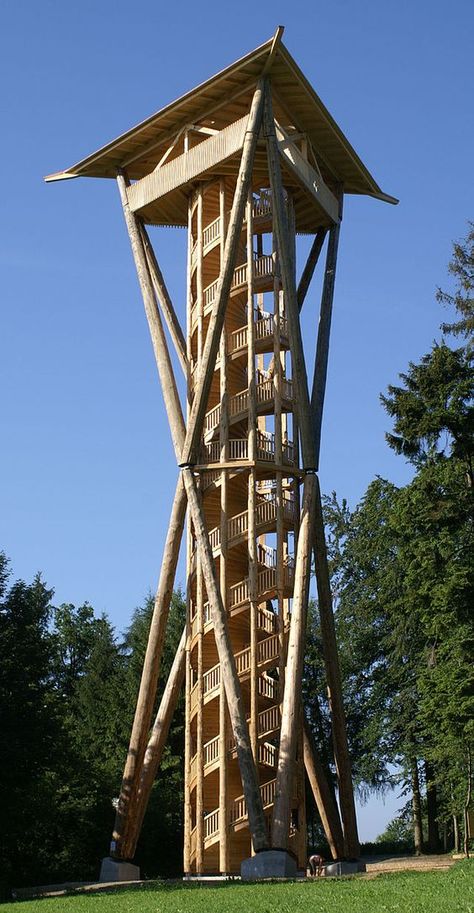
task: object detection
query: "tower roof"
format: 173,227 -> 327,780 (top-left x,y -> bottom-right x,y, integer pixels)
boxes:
45,29 -> 396,212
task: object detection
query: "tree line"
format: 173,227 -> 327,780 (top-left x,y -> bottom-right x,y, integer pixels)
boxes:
1,225 -> 472,898
304,223 -> 473,856
0,571 -> 185,899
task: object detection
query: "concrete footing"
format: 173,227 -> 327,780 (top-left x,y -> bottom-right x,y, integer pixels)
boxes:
99,857 -> 140,882
241,849 -> 298,880
325,860 -> 366,876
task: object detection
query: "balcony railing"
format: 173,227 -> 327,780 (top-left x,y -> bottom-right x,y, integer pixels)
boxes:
200,432 -> 294,466
191,254 -> 275,328
230,778 -> 276,826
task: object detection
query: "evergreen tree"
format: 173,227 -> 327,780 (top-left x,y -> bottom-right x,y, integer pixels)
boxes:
437,222 -> 474,345
0,555 -> 59,897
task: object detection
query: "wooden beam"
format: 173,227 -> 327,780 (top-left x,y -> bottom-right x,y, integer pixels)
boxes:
117,171 -> 186,457
263,80 -> 316,471
180,80 -> 264,467
311,212 -> 342,471
124,626 -> 186,855
275,122 -> 339,224
183,468 -> 269,851
303,722 -> 345,860
120,79 -> 262,171
127,115 -> 249,215
297,228 -> 327,311
112,475 -> 187,859
118,162 -> 268,856
261,25 -> 284,75
139,224 -> 188,376
313,475 -> 360,858
272,472 -> 317,847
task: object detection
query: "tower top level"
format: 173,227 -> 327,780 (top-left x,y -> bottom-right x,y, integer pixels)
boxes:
45,27 -> 396,231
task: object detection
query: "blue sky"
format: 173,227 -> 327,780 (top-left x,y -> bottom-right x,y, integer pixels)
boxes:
2,0 -> 473,840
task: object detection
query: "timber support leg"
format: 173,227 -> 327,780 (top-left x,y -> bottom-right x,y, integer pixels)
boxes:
112,475 -> 187,860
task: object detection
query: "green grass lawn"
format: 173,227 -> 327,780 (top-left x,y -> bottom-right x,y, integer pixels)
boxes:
6,860 -> 473,913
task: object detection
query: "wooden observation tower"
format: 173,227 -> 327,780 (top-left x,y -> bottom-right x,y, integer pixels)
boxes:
47,28 -> 396,878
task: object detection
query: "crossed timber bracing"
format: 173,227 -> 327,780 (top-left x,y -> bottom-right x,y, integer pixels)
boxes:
110,77 -> 359,874
47,29 -> 396,876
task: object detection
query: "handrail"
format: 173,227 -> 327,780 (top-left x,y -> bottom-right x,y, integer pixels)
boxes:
201,434 -> 294,465
230,778 -> 276,826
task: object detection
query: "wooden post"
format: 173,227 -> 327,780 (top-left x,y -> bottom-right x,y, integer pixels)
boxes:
218,176 -> 229,873
310,211 -> 342,471
303,722 -> 345,860
247,193 -> 258,764
263,80 -> 316,471
112,474 -> 186,860
184,590 -> 192,872
313,475 -> 360,858
118,162 -> 269,856
116,172 -> 186,457
182,467 -> 269,852
272,472 -> 317,847
129,627 -> 187,854
195,556 -> 204,872
297,228 -> 328,311
139,223 -> 187,376
180,80 -> 264,467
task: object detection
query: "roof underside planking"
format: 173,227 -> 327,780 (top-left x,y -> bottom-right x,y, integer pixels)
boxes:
45,29 -> 397,232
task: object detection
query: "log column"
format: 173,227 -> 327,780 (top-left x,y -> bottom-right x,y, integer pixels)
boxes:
218,176 -> 229,873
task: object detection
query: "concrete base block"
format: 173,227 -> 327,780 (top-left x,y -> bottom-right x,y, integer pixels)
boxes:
241,849 -> 298,880
325,860 -> 364,877
99,857 -> 140,882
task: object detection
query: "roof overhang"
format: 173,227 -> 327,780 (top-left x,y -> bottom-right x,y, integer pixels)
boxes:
45,28 -> 397,210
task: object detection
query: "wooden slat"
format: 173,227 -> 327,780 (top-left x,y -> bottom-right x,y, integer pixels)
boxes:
128,117 -> 249,214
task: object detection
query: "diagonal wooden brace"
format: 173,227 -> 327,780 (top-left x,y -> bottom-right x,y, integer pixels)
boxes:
311,215 -> 342,471
117,161 -> 269,853
272,471 -> 317,846
179,80 -> 265,468
313,476 -> 360,858
112,476 -> 187,859
129,626 -> 187,856
139,223 -> 188,377
263,79 -> 316,471
303,721 -> 345,860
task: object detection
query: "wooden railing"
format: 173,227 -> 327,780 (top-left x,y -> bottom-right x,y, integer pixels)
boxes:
204,809 -> 219,842
258,672 -> 278,699
203,374 -> 293,438
234,645 -> 250,676
227,704 -> 280,754
199,634 -> 279,705
228,313 -> 289,351
228,438 -> 248,461
227,508 -> 248,542
203,277 -> 219,309
258,633 -> 279,666
230,778 -> 276,826
189,735 -> 220,788
203,663 -> 220,697
253,192 -> 272,219
204,735 -> 220,767
202,215 -> 221,251
204,402 -> 220,435
191,253 -> 275,328
228,563 -> 294,611
258,704 -> 280,738
202,433 -> 294,466
259,741 -> 277,768
257,605 -> 277,635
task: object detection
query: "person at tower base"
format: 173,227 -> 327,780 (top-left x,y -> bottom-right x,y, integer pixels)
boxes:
308,853 -> 325,877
